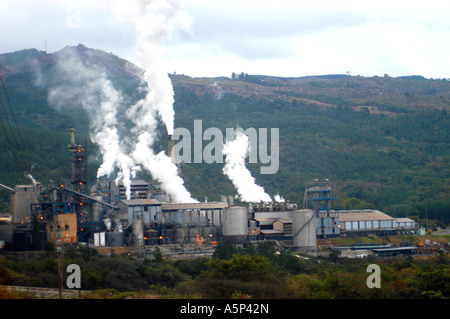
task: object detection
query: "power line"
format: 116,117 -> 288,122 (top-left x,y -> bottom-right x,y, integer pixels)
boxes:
0,74 -> 31,168
0,73 -> 32,180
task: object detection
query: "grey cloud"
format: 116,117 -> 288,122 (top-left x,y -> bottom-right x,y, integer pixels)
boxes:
181,3 -> 367,60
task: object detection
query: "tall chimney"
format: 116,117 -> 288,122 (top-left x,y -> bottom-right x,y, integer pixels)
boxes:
69,126 -> 76,147
168,135 -> 175,163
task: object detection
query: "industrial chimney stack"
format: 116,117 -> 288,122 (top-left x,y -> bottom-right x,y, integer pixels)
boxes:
69,126 -> 76,147
168,134 -> 175,163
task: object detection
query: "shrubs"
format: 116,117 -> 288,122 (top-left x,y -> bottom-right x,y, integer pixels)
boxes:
0,242 -> 449,299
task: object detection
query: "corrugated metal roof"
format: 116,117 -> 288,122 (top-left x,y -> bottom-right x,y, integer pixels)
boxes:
339,210 -> 394,222
260,229 -> 284,235
162,202 -> 227,211
372,246 -> 418,252
141,198 -> 162,205
118,179 -> 149,186
254,218 -> 277,225
396,217 -> 416,223
120,198 -> 162,206
119,199 -> 147,206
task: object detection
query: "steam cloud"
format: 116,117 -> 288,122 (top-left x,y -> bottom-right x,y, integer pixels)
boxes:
44,0 -> 282,205
107,0 -> 190,135
25,173 -> 37,185
47,48 -> 136,199
222,131 -> 272,203
45,0 -> 196,203
108,0 -> 196,202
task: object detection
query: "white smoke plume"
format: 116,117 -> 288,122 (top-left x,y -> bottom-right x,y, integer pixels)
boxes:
25,173 -> 37,185
106,0 -> 196,203
132,132 -> 196,203
273,194 -> 285,202
107,0 -> 190,135
222,131 -> 271,203
44,1 -> 196,203
48,48 -> 135,198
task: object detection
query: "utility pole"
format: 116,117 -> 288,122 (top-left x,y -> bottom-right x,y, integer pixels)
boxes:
57,232 -> 62,299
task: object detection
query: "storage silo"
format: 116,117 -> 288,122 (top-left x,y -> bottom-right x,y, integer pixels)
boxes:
223,206 -> 248,244
292,209 -> 317,251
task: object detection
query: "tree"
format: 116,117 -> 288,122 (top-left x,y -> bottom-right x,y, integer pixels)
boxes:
256,241 -> 276,259
328,249 -> 341,262
416,269 -> 450,298
272,250 -> 306,274
206,254 -> 275,282
193,254 -> 286,298
242,241 -> 256,255
153,247 -> 163,263
212,240 -> 239,260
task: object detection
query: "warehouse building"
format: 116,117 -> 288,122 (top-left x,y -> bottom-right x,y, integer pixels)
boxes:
255,209 -> 418,243
338,210 -> 417,235
259,218 -> 293,241
396,218 -> 418,232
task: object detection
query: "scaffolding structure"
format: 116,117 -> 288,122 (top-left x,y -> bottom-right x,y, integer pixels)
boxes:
304,179 -> 340,237
68,127 -> 87,202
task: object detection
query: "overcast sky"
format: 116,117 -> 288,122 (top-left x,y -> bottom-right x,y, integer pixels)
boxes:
1,0 -> 450,78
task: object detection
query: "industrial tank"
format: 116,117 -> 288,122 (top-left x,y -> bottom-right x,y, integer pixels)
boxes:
107,231 -> 123,247
292,209 -> 317,251
223,206 -> 248,244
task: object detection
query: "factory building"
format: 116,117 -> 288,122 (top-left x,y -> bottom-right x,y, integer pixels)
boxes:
252,202 -> 294,241
162,202 -> 227,244
0,126 -> 419,253
117,199 -> 162,225
248,203 -> 318,251
338,210 -> 418,235
396,218 -> 418,231
91,179 -> 170,203
111,200 -> 227,246
46,213 -> 77,244
0,180 -> 418,252
0,182 -> 47,249
253,210 -> 418,243
10,184 -> 45,223
0,128 -> 119,250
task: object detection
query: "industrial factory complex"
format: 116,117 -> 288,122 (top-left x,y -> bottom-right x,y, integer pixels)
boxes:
0,128 -> 418,255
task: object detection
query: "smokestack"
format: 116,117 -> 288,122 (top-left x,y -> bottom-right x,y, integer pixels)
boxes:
168,134 -> 175,163
69,126 -> 76,147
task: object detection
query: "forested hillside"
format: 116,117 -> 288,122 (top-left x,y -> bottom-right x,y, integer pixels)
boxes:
0,46 -> 449,224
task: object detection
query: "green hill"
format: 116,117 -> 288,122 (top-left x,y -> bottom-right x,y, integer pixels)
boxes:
0,45 -> 449,224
